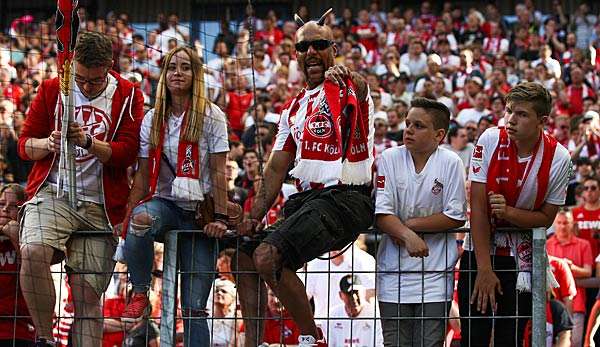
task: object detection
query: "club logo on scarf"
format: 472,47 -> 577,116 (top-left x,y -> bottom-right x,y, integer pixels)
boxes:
431,178 -> 443,195
517,241 -> 532,263
181,144 -> 195,175
306,112 -> 333,138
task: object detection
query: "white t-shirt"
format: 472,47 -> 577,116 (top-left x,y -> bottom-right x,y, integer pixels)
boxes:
455,107 -> 491,126
138,103 -> 229,210
207,313 -> 236,347
441,143 -> 475,172
303,245 -> 376,322
375,146 -> 467,303
273,84 -> 375,191
399,53 -> 427,77
466,127 -> 571,253
414,77 -> 452,94
158,27 -> 186,55
320,302 -> 384,347
439,54 -> 461,69
532,58 -> 562,79
48,74 -> 119,204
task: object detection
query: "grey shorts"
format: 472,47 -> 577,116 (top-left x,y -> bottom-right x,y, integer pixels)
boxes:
20,185 -> 116,296
379,301 -> 452,347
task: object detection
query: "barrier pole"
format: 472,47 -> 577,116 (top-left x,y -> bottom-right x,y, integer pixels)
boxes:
160,230 -> 179,347
532,227 -> 547,347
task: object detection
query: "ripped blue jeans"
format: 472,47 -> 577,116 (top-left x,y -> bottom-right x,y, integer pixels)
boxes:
124,197 -> 216,347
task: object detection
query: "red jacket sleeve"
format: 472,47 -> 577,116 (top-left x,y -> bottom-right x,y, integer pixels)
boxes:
18,79 -> 56,161
104,87 -> 144,168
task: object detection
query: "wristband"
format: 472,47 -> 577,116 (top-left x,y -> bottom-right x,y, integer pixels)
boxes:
214,212 -> 229,221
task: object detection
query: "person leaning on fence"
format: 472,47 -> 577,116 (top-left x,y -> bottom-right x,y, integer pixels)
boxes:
0,184 -> 35,347
375,97 -> 467,347
119,46 -> 232,347
458,82 -> 572,347
17,31 -> 144,347
235,9 -> 375,347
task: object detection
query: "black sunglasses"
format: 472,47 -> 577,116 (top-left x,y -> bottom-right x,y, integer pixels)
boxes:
295,39 -> 333,53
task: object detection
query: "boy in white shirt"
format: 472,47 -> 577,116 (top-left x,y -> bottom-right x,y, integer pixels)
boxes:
460,82 -> 571,347
375,97 -> 467,347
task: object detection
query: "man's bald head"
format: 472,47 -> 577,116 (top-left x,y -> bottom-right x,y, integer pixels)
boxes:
296,22 -> 334,42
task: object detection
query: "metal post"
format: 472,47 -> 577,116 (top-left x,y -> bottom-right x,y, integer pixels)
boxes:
160,230 -> 179,347
532,227 -> 547,347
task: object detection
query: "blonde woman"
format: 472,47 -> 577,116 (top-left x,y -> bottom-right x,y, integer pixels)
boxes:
121,46 -> 229,347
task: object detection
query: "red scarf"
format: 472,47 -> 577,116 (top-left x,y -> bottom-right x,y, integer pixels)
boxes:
148,111 -> 203,202
486,127 -> 558,292
487,127 -> 557,214
119,110 -> 202,240
289,78 -> 371,185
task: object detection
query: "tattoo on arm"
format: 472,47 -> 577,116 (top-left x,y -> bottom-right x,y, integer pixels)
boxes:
350,71 -> 368,101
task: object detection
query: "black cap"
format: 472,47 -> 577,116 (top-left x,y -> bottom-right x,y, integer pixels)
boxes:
339,274 -> 364,293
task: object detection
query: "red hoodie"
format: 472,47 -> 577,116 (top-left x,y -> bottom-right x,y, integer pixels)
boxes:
18,71 -> 144,226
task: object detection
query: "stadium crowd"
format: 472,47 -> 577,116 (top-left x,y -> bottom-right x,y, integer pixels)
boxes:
1,1 -> 600,346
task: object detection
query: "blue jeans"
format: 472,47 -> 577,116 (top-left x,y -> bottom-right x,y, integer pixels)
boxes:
124,197 -> 216,347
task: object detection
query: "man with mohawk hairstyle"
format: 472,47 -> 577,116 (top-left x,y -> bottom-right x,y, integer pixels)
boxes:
235,8 -> 375,347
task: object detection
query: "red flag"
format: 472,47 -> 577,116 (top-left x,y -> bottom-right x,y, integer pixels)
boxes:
55,0 -> 79,92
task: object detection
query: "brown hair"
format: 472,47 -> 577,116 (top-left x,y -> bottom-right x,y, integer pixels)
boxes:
505,82 -> 552,118
0,184 -> 26,205
150,46 -> 208,147
74,31 -> 113,67
410,97 -> 451,132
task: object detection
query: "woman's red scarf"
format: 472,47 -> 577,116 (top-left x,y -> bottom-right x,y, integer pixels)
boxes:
148,110 -> 203,202
119,110 -> 202,239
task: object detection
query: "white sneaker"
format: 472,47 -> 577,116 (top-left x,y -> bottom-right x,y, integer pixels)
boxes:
298,334 -> 317,346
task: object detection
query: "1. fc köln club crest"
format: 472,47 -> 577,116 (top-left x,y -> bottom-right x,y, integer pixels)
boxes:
74,105 -> 111,162
306,112 -> 333,138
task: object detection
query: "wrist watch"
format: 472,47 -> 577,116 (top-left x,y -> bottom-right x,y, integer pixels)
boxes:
82,134 -> 93,150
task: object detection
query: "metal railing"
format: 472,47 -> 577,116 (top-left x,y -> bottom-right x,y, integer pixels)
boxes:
0,227 -> 547,346
156,227 -> 547,347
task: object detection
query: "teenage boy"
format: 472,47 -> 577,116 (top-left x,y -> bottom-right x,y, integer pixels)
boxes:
459,82 -> 571,347
376,97 -> 467,347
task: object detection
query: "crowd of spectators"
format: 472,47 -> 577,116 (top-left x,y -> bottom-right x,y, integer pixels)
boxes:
3,0 -> 600,346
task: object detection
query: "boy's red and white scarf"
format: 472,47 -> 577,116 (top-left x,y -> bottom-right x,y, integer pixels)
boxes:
289,79 -> 372,185
148,111 -> 204,202
487,126 -> 558,292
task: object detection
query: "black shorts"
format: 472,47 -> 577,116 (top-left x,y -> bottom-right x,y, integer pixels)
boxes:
238,185 -> 374,271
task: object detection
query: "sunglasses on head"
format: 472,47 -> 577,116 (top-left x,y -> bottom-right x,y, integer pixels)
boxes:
295,39 -> 333,53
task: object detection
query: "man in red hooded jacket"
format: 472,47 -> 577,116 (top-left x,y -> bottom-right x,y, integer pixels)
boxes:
17,31 -> 143,347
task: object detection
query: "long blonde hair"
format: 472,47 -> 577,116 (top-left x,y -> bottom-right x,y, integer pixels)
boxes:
150,46 -> 207,147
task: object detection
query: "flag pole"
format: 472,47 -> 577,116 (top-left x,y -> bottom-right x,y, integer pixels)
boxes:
56,0 -> 79,209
